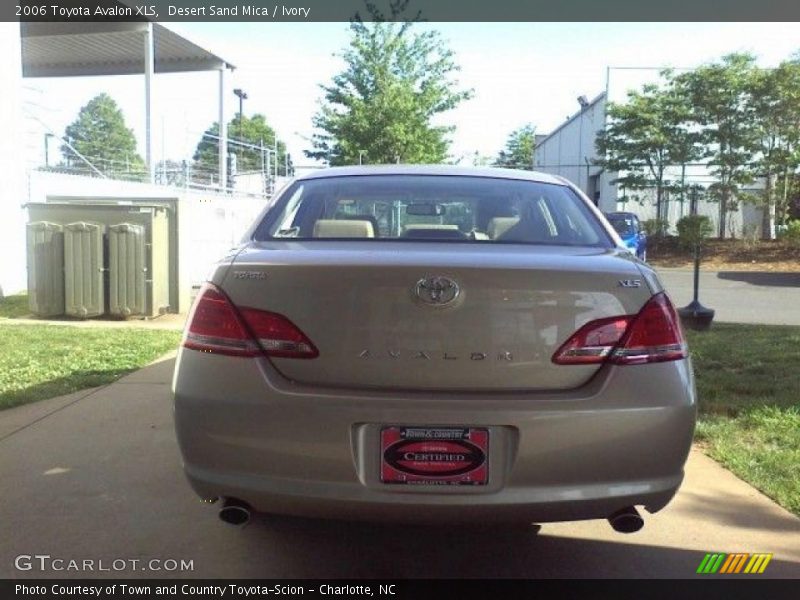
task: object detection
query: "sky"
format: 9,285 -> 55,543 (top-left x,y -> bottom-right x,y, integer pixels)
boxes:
20,22 -> 800,173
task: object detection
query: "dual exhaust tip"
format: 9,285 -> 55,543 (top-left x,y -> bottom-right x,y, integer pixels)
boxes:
607,506 -> 644,533
218,498 -> 251,526
216,498 -> 643,533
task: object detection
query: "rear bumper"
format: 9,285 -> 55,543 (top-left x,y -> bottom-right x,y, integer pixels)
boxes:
184,466 -> 683,523
173,350 -> 696,523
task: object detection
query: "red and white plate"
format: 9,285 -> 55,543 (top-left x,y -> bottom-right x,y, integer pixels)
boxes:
380,426 -> 489,486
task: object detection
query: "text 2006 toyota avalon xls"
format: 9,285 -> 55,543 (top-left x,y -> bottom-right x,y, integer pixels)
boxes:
173,166 -> 695,533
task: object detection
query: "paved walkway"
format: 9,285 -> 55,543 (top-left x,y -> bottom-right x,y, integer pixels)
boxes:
656,269 -> 800,326
1,355 -> 798,579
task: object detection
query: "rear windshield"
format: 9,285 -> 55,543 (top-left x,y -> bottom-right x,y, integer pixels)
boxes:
607,215 -> 637,236
254,175 -> 612,247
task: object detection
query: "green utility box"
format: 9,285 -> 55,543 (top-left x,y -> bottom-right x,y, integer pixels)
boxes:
108,223 -> 147,317
64,221 -> 105,318
26,203 -> 174,318
26,221 -> 65,317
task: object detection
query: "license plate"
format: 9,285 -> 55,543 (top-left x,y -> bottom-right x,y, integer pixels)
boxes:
380,426 -> 489,486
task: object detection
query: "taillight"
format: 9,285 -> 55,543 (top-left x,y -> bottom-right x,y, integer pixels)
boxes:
239,308 -> 319,359
610,292 -> 687,365
183,284 -> 259,357
552,292 -> 686,366
183,283 -> 318,359
551,316 -> 632,365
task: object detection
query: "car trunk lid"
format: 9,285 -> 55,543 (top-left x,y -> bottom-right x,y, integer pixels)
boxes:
219,242 -> 652,391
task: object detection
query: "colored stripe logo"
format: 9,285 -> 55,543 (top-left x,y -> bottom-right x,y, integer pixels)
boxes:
697,553 -> 772,574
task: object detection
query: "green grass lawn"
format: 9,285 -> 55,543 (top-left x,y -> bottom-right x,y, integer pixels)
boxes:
687,324 -> 800,516
0,323 -> 181,410
0,294 -> 30,319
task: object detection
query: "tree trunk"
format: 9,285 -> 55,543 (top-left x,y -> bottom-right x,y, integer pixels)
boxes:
718,187 -> 727,239
761,171 -> 775,241
655,184 -> 663,232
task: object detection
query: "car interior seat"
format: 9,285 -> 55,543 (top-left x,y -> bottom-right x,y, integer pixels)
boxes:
313,219 -> 375,238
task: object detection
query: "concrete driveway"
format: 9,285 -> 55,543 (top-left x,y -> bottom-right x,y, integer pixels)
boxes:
1,355 -> 799,579
656,269 -> 800,326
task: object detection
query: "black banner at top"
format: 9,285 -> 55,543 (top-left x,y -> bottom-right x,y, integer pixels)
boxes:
7,0 -> 800,22
3,579 -> 800,600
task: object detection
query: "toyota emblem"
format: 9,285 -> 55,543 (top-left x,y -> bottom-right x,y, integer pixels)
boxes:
414,276 -> 460,306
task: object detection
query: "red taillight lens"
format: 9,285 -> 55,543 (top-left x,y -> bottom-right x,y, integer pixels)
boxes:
552,316 -> 633,365
610,292 -> 687,365
239,308 -> 319,359
552,292 -> 686,366
183,284 -> 260,357
183,283 -> 318,359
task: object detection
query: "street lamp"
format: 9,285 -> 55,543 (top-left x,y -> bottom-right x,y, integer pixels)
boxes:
233,88 -> 248,139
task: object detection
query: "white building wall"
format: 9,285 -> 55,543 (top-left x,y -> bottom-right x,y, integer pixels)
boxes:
533,94 -> 617,212
0,24 -> 26,296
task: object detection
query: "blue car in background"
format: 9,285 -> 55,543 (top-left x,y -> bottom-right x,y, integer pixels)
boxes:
605,212 -> 647,261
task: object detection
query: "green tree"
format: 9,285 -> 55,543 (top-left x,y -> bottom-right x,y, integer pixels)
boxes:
595,79 -> 703,230
62,93 -> 144,178
673,53 -> 758,238
193,114 -> 291,180
744,57 -> 800,239
495,124 -> 536,169
306,1 -> 473,165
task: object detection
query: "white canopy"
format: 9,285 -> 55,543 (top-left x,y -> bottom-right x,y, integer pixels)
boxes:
20,21 -> 235,185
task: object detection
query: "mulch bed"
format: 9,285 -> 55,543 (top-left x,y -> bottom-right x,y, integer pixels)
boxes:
647,238 -> 800,271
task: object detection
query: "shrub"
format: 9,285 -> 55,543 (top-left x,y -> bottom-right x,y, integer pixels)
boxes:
676,214 -> 713,250
642,218 -> 670,238
779,220 -> 800,247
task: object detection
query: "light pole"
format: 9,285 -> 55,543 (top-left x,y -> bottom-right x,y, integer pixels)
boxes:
233,88 -> 248,139
677,196 -> 715,331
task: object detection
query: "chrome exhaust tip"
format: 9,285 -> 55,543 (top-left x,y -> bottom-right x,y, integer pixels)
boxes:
608,506 -> 644,533
218,498 -> 251,526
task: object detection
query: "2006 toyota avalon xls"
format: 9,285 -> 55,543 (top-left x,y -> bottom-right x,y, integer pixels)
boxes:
173,166 -> 695,533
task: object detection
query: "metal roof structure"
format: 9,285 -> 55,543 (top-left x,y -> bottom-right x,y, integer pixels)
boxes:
21,22 -> 234,77
19,20 -> 234,186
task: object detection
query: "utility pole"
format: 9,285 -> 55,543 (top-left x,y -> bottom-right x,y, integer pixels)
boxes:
44,133 -> 52,168
265,149 -> 271,195
260,138 -> 266,195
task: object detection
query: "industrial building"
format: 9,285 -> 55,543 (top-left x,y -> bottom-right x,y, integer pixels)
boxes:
533,93 -> 614,212
533,75 -> 764,236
